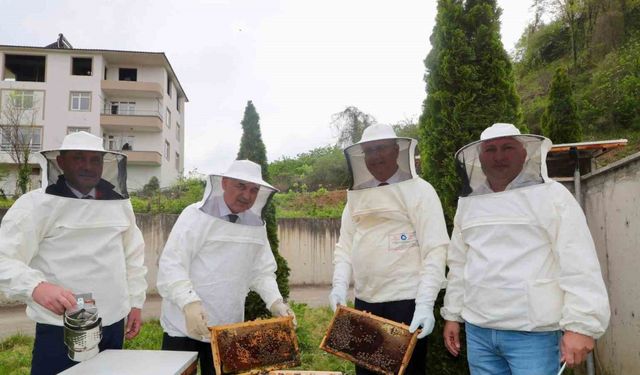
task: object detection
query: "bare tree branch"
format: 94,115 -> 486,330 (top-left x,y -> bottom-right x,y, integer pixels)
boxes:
330,106 -> 376,148
0,90 -> 40,195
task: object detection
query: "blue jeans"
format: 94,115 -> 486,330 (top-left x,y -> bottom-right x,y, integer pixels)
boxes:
465,322 -> 561,375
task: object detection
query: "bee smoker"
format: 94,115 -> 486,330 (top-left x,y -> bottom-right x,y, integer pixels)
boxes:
63,294 -> 102,361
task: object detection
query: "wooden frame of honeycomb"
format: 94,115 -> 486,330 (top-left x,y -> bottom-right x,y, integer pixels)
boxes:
210,316 -> 300,375
319,305 -> 418,375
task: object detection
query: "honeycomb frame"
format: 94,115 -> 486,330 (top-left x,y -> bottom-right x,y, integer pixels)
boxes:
319,305 -> 418,375
210,316 -> 300,374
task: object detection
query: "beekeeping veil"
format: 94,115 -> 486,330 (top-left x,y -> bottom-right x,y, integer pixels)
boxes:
344,124 -> 417,190
198,160 -> 277,226
455,123 -> 551,197
40,131 -> 128,199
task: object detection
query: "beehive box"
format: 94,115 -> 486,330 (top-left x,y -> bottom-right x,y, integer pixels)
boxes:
319,306 -> 418,375
210,316 -> 300,374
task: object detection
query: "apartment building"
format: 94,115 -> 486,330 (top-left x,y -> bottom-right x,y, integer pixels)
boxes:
0,34 -> 187,195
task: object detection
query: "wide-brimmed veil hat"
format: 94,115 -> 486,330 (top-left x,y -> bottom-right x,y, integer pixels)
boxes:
198,160 -> 277,225
455,123 -> 552,197
39,131 -> 128,197
344,124 -> 418,190
41,131 -> 124,156
219,160 -> 277,191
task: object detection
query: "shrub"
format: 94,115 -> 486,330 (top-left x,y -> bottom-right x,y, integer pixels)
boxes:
141,176 -> 160,197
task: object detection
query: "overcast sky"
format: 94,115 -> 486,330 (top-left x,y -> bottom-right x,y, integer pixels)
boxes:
1,0 -> 535,174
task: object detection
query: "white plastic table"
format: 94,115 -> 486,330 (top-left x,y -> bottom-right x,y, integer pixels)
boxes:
58,349 -> 198,375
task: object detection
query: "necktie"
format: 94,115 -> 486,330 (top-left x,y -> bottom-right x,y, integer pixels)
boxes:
81,195 -> 94,199
227,214 -> 239,223
378,182 -> 389,186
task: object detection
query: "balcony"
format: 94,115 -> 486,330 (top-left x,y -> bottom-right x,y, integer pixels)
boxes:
121,150 -> 162,166
100,109 -> 163,132
101,80 -> 163,98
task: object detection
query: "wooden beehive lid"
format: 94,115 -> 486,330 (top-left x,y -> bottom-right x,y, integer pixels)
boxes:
210,316 -> 300,375
319,305 -> 418,375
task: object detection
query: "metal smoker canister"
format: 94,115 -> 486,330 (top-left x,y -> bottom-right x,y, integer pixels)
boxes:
63,296 -> 102,362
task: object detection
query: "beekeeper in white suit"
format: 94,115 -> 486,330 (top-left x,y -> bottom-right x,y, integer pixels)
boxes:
329,124 -> 449,375
0,131 -> 147,375
442,123 -> 610,374
157,159 -> 295,375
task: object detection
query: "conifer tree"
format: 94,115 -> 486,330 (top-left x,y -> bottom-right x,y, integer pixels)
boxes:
463,0 -> 523,129
419,0 -> 474,224
420,0 -> 523,225
542,67 -> 582,143
237,100 -> 291,320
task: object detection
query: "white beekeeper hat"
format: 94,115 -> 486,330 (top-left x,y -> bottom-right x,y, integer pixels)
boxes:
220,160 -> 277,191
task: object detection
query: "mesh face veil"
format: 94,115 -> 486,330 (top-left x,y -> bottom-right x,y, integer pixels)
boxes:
344,124 -> 417,190
455,124 -> 551,197
40,131 -> 128,200
198,160 -> 277,226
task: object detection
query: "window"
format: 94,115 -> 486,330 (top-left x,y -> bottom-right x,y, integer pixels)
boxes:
104,134 -> 134,150
106,135 -> 116,150
118,68 -> 137,81
176,122 -> 181,141
72,57 -> 92,76
1,126 -> 43,151
70,92 -> 91,111
9,90 -> 35,110
164,140 -> 170,160
167,76 -> 172,97
110,101 -> 136,115
104,67 -> 107,80
176,96 -> 181,113
67,127 -> 90,134
166,108 -> 171,128
175,152 -> 180,170
3,55 -> 46,82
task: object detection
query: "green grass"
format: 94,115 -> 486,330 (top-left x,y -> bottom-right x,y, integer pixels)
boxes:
0,199 -> 15,209
0,334 -> 32,375
123,318 -> 164,351
291,303 -> 355,374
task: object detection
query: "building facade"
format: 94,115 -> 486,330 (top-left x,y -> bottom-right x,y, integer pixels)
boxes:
0,34 -> 187,195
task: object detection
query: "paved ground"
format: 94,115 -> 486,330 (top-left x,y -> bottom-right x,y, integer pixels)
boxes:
0,285 -> 353,340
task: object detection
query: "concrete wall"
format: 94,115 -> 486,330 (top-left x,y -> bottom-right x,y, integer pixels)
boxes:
135,213 -> 179,295
580,152 -> 640,375
277,218 -> 340,286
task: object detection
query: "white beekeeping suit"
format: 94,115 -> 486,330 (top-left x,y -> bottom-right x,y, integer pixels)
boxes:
442,123 -> 610,336
157,160 -> 292,342
0,131 -> 147,327
330,124 -> 449,340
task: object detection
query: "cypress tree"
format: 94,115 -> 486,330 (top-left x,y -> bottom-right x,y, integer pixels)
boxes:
419,0 -> 474,225
420,0 -> 524,225
463,0 -> 523,130
237,100 -> 291,320
541,67 -> 582,143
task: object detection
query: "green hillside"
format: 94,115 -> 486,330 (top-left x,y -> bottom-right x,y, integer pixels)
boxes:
514,1 -> 640,159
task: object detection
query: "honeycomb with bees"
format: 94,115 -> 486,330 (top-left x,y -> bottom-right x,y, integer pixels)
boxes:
319,306 -> 418,375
